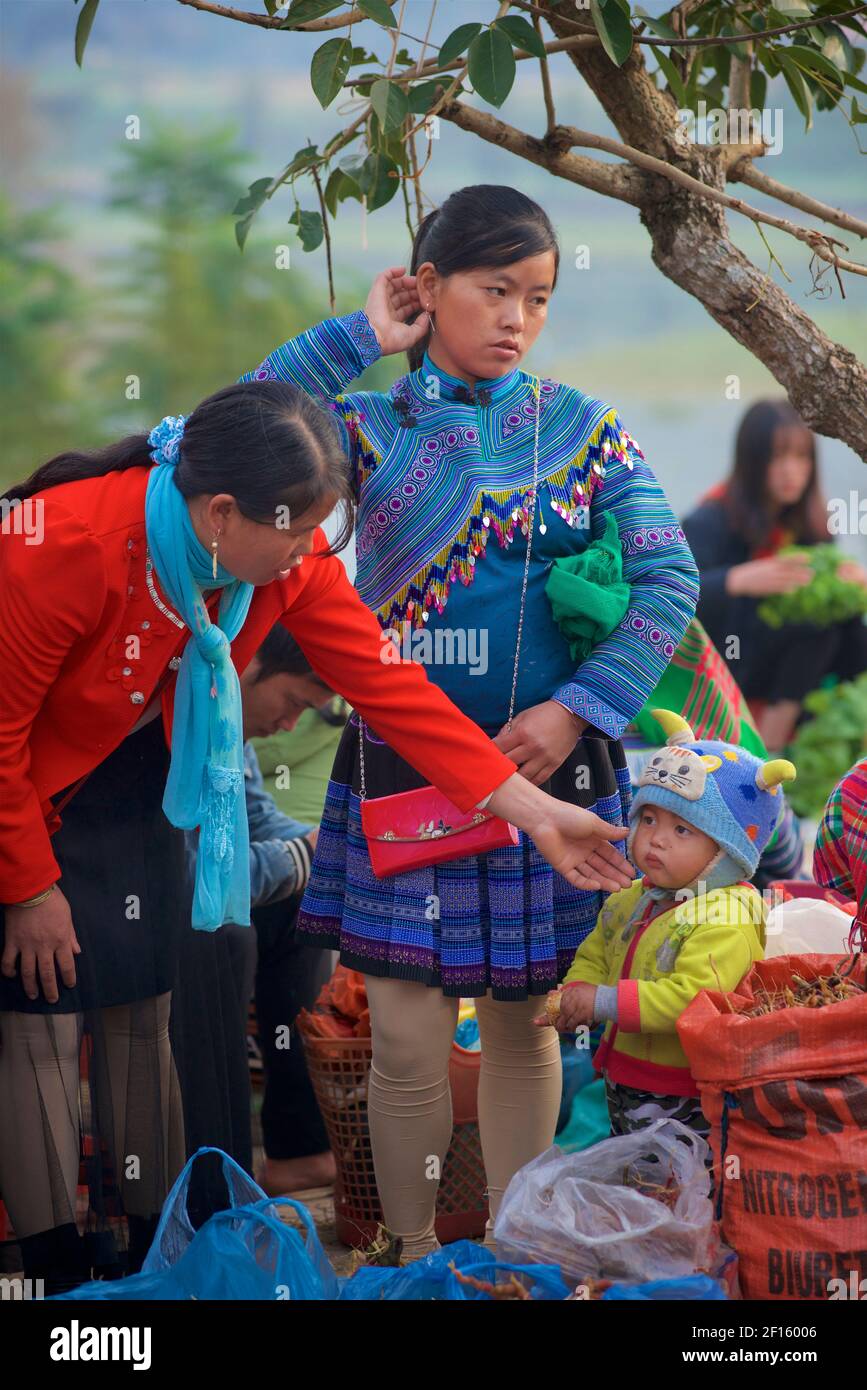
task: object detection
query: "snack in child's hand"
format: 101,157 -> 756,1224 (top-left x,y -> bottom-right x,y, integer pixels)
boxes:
545,989 -> 562,1025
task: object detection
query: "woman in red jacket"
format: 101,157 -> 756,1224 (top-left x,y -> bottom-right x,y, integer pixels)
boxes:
0,269 -> 632,1291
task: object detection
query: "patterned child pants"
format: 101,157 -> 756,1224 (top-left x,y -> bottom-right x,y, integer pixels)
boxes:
604,1077 -> 711,1143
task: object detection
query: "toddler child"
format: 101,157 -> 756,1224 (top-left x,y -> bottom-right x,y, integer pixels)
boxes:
541,708 -> 796,1139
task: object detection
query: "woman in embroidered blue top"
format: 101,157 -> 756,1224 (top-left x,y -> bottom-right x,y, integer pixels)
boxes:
242,185 -> 699,1258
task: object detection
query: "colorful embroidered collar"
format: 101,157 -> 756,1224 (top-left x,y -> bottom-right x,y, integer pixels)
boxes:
338,361 -> 641,630
414,349 -> 521,404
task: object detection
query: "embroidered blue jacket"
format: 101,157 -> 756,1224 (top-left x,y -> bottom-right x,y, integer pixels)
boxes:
242,312 -> 699,737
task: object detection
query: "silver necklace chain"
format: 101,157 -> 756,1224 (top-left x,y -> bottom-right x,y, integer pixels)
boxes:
506,375 -> 541,735
145,549 -> 186,630
358,376 -> 542,801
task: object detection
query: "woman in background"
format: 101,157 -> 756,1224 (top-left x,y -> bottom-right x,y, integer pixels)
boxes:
683,399 -> 867,752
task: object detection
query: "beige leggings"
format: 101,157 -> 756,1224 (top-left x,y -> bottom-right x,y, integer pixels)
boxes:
365,976 -> 562,1259
0,993 -> 185,1239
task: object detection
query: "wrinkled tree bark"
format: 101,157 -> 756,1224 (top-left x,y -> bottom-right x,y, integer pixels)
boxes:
444,0 -> 867,460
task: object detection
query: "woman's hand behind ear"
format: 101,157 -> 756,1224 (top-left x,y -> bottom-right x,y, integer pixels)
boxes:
364,267 -> 431,356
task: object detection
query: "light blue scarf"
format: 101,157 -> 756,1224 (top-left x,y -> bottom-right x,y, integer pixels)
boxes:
144,418 -> 255,931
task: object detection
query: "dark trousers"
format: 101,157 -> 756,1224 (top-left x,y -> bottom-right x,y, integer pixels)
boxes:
252,892 -> 331,1160
740,615 -> 867,704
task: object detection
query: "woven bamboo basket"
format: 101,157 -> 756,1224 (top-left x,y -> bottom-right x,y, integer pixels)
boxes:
299,1024 -> 488,1247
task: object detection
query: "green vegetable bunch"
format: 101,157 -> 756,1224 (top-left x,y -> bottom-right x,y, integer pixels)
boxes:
787,671 -> 867,818
757,545 -> 867,630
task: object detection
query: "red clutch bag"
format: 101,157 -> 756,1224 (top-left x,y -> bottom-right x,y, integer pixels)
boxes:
360,785 -> 519,879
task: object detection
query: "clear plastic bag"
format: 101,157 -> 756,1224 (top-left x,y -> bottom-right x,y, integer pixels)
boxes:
763,897 -> 853,957
493,1119 -> 717,1286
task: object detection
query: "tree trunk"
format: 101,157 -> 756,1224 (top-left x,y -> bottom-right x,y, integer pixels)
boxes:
541,0 -> 867,460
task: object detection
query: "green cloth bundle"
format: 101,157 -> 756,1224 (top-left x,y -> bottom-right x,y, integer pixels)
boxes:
544,510 -> 631,664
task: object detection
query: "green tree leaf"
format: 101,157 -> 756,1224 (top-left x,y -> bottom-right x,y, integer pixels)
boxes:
233,176 -> 274,218
437,22 -> 482,70
406,77 -> 450,113
634,7 -> 678,42
323,167 -> 343,215
778,52 -> 814,130
785,43 -> 845,96
493,15 -> 546,59
75,0 -> 100,68
370,78 -> 409,133
750,69 -> 768,112
338,152 -> 366,184
467,27 -> 516,107
357,0 -> 396,25
843,68 -> 867,97
357,151 -> 400,211
770,0 -> 811,14
589,0 -> 633,68
281,0 -> 343,27
288,208 -> 324,251
310,36 -> 353,109
650,43 -> 686,105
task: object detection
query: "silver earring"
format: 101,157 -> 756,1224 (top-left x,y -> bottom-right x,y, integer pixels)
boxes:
426,304 -> 436,334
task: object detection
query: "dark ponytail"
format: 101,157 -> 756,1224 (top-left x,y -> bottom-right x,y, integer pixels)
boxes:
406,184 -> 560,372
3,435 -> 154,504
2,379 -> 355,555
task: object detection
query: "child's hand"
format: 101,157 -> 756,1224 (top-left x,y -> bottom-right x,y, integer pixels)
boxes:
534,990 -> 563,1028
557,982 -> 597,1032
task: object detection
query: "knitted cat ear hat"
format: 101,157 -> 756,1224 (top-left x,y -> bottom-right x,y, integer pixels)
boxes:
628,709 -> 797,890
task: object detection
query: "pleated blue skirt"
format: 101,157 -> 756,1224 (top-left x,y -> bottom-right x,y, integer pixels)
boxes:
297,713 -> 632,1000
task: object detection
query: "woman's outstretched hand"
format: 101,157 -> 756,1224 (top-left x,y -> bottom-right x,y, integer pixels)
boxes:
364,266 -> 431,356
530,802 -> 634,893
486,772 -> 634,893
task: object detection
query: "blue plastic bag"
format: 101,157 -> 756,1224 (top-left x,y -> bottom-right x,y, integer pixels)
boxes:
556,1040 -> 598,1132
339,1239 -> 569,1301
556,1077 -> 610,1152
602,1274 -> 727,1301
454,1015 -> 480,1050
143,1146 -> 265,1273
53,1148 -> 338,1301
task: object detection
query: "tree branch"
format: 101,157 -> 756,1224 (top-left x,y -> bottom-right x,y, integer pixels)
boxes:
343,31 -> 598,89
438,99 -> 645,206
175,0 -> 367,30
514,0 -> 867,46
730,158 -> 867,242
558,122 -> 867,278
534,11 -> 556,134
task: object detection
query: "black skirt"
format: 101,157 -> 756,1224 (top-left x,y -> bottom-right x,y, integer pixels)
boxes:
0,716 -> 186,1014
0,717 -> 190,1257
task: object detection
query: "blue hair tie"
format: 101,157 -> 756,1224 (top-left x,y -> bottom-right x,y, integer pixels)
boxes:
148,414 -> 187,467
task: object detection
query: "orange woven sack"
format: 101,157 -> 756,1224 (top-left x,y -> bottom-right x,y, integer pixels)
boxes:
677,954 -> 867,1301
